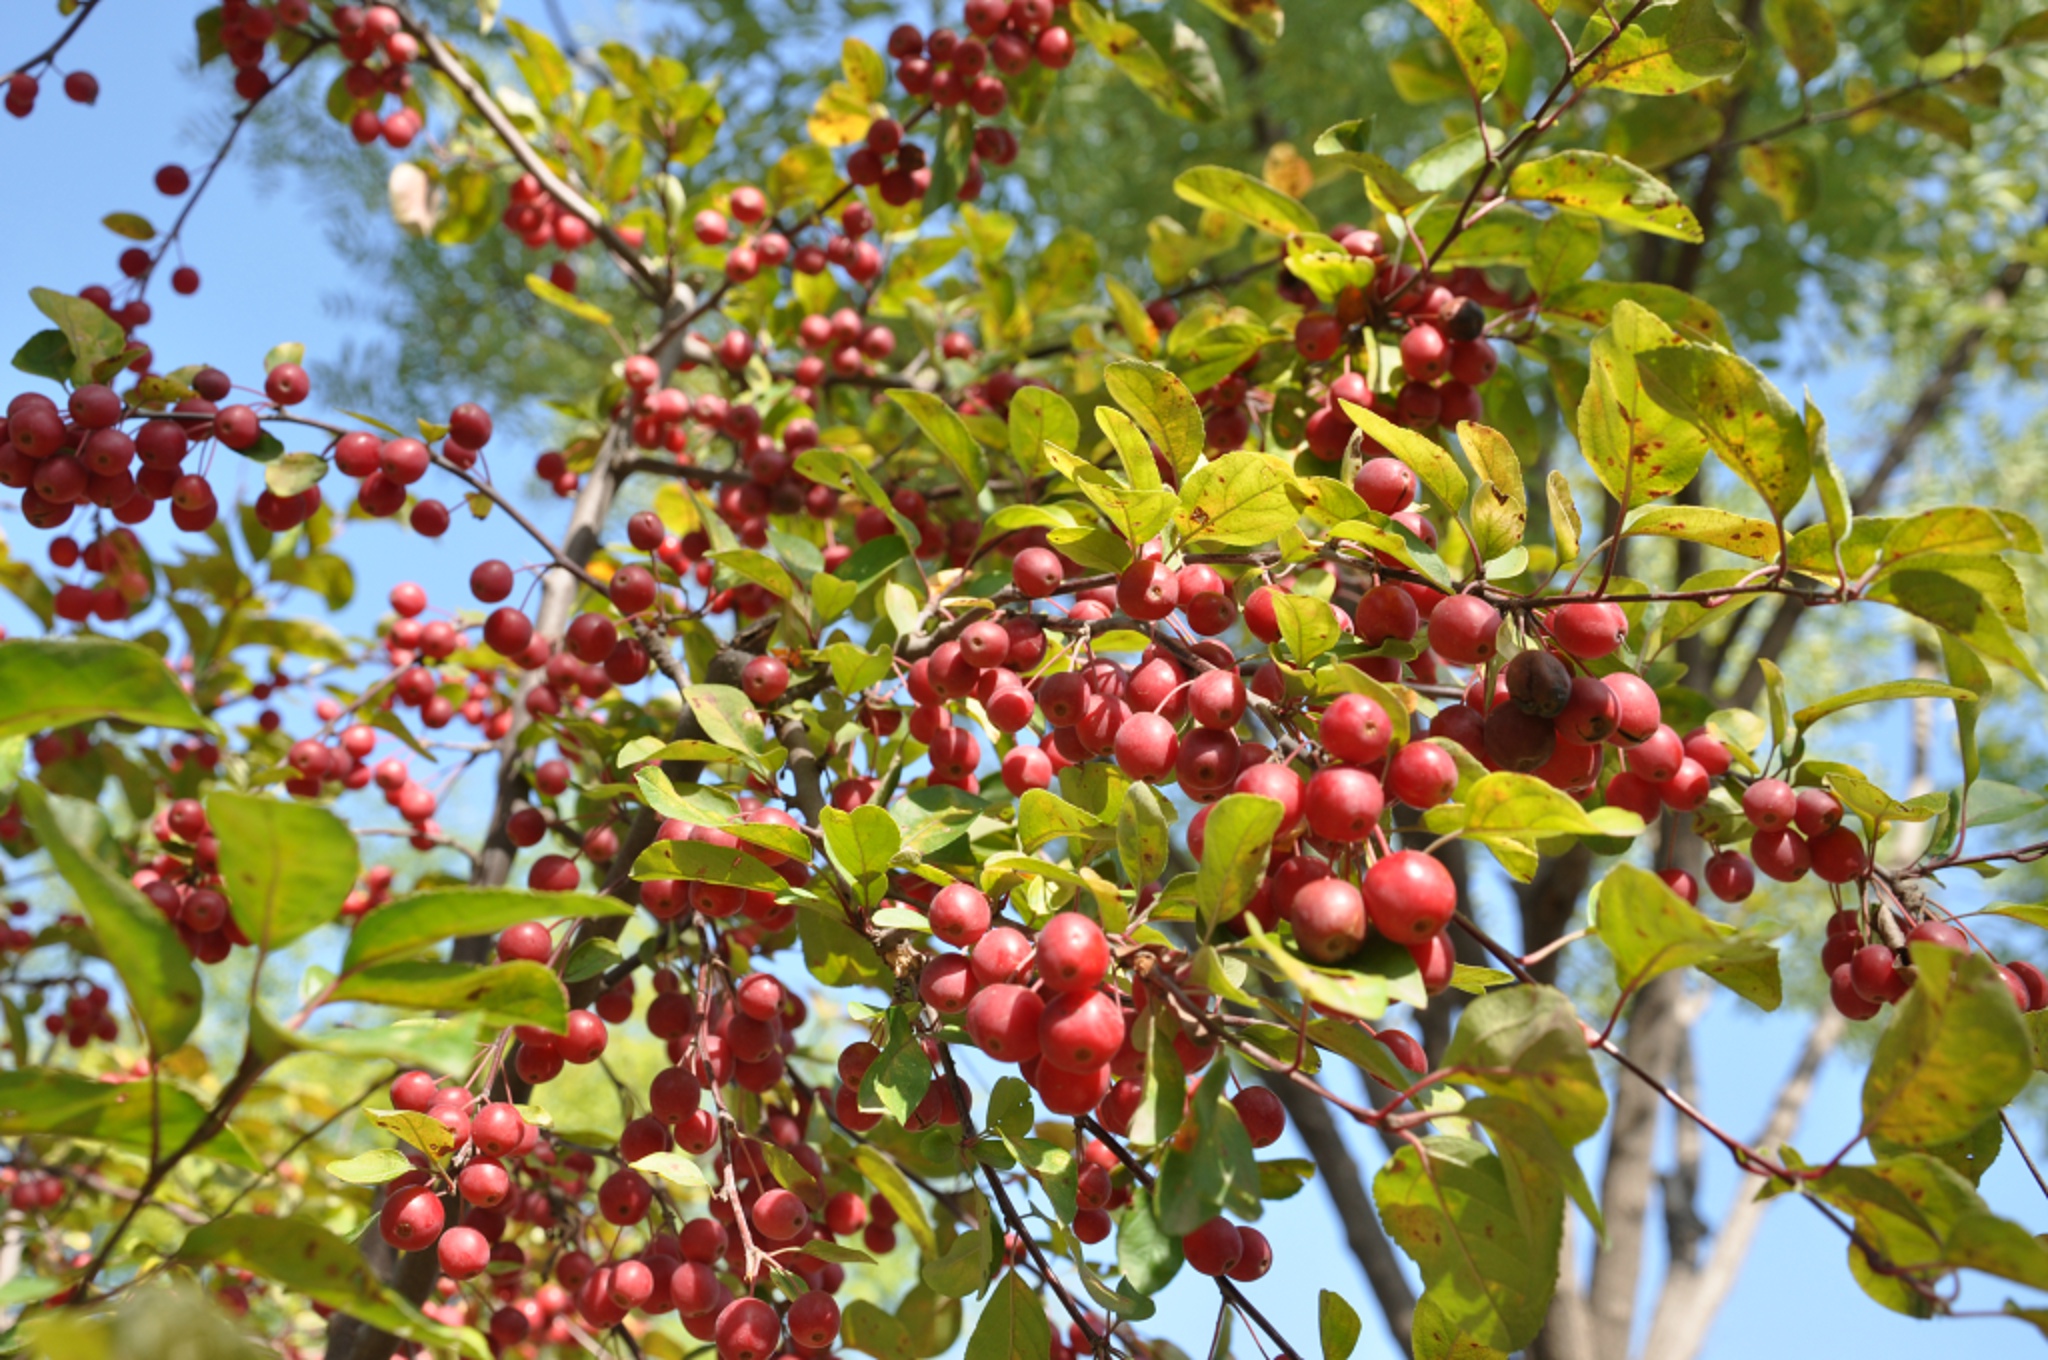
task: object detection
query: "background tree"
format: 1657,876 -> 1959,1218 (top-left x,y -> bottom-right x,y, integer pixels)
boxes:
3,4 -> 2048,1360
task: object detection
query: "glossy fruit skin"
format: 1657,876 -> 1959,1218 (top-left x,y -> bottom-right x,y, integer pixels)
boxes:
1809,826 -> 1868,884
1428,595 -> 1501,665
1363,851 -> 1456,943
1387,741 -> 1458,808
1305,766 -> 1384,843
930,883 -> 991,947
1184,1217 -> 1243,1276
1037,990 -> 1126,1072
1231,1086 -> 1286,1147
1548,601 -> 1627,659
1319,692 -> 1392,765
965,984 -> 1043,1063
1750,828 -> 1811,882
1741,778 -> 1797,830
1290,877 -> 1367,962
1704,850 -> 1755,903
1036,912 -> 1110,992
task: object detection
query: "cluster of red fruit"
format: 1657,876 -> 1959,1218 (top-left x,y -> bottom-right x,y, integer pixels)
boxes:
133,799 -> 250,963
328,3 -> 430,147
2,361 -> 332,534
333,393 -> 496,532
1286,235 -> 1510,446
41,982 -> 117,1049
1823,913 -> 2048,1021
850,10 -> 1062,207
0,899 -> 38,956
695,194 -> 885,301
2,68 -> 98,118
216,0 -> 317,104
43,526 -> 150,625
3,1168 -> 67,1215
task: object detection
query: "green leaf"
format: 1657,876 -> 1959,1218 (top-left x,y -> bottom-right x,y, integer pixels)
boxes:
964,1271 -> 1052,1360
1739,143 -> 1819,222
712,548 -> 797,600
860,1005 -> 933,1124
1766,0 -> 1838,80
1805,1152 -> 2048,1315
1341,401 -> 1469,513
1154,1059 -> 1260,1232
15,784 -> 201,1054
1623,504 -> 1779,559
633,837 -> 790,891
634,1150 -> 714,1191
1442,984 -> 1607,1147
1505,152 -> 1703,242
1589,865 -> 1782,1009
307,1016 -> 486,1074
843,1300 -> 918,1360
1792,680 -> 1976,729
1543,280 -> 1730,345
524,272 -> 614,327
0,1068 -> 256,1170
1319,1290 -> 1362,1360
1190,0 -> 1282,41
1376,1135 -> 1560,1356
1272,593 -> 1344,664
1582,0 -> 1747,95
852,1145 -> 938,1254
889,391 -> 988,490
326,1148 -> 415,1185
1881,88 -> 1974,148
331,960 -> 569,1033
1008,387 -> 1078,480
102,212 -> 157,241
264,451 -> 328,497
2001,10 -> 2048,45
1423,772 -> 1645,872
1172,165 -> 1318,236
1130,1005 -> 1188,1148
1018,788 -> 1106,851
1941,633 -> 1992,788
205,790 -> 356,952
822,804 -> 901,882
1105,361 -> 1206,481
1196,793 -> 1285,936
31,287 -> 129,383
0,637 -> 210,741
181,1214 -> 488,1359
1174,452 -> 1301,546
922,1207 -> 993,1297
342,888 -> 630,972
1406,0 -> 1507,97
1070,3 -> 1225,122
1637,344 -> 1810,519
1117,1189 -> 1184,1293
1862,947 -> 2032,1149
1116,782 -> 1174,889
1905,0 -> 1981,55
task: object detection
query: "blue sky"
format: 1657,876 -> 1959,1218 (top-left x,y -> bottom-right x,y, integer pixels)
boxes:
4,4 -> 2047,1359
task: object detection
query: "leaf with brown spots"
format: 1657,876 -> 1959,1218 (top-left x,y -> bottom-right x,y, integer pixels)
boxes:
1577,301 -> 1709,509
1637,342 -> 1811,518
1375,1135 -> 1560,1356
1861,947 -> 2032,1148
1505,151 -> 1703,242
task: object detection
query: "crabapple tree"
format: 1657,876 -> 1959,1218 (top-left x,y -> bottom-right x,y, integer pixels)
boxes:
6,2 -> 2048,1360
